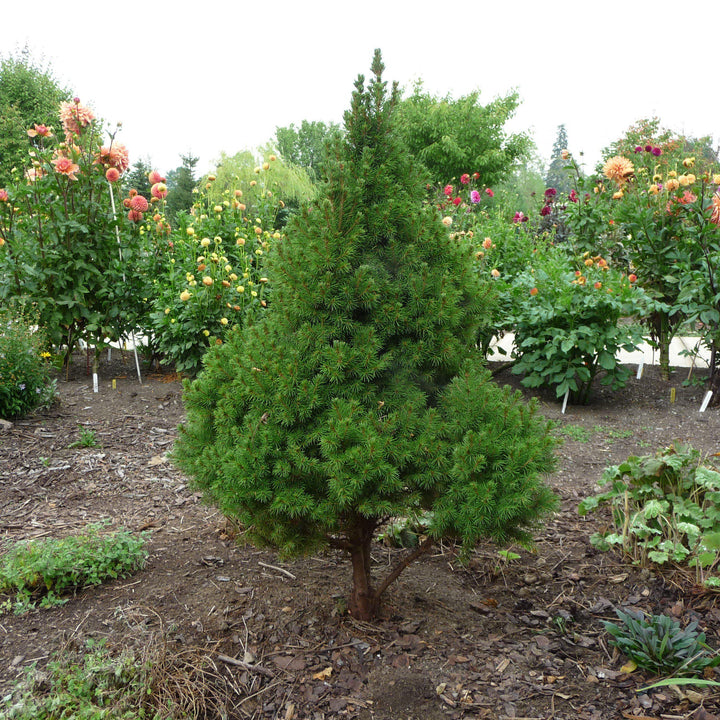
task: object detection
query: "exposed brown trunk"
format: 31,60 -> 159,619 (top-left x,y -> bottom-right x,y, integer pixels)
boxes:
347,517 -> 377,620
346,517 -> 436,621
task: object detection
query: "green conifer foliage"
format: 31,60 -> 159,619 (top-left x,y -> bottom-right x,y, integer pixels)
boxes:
173,51 -> 557,620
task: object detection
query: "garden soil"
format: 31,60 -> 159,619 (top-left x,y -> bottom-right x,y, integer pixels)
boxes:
2,352 -> 720,720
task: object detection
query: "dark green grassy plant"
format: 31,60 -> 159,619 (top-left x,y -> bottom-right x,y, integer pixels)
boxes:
604,608 -> 720,676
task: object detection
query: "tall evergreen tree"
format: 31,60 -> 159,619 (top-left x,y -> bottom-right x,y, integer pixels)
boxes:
165,153 -> 198,221
123,158 -> 152,200
174,51 -> 557,620
545,124 -> 573,194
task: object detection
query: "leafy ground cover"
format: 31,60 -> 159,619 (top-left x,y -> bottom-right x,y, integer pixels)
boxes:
1,353 -> 720,719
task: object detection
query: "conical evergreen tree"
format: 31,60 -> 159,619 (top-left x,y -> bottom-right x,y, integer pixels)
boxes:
173,51 -> 557,620
545,124 -> 573,194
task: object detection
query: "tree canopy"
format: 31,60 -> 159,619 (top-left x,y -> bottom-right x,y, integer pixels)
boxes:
0,47 -> 72,185
394,82 -> 532,187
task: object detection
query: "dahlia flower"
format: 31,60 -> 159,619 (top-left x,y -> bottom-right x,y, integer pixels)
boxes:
603,156 -> 634,185
52,156 -> 80,180
59,100 -> 95,138
130,195 -> 149,213
97,144 -> 130,173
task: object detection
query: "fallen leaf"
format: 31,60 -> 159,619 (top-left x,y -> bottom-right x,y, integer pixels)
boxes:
621,659 -> 637,674
148,454 -> 167,466
312,667 -> 332,681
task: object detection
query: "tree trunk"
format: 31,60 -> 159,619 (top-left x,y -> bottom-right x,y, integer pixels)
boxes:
348,519 -> 377,621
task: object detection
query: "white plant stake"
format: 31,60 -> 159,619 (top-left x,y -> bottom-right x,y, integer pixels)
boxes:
561,389 -> 570,415
636,361 -> 644,379
700,390 -> 713,413
93,372 -> 99,393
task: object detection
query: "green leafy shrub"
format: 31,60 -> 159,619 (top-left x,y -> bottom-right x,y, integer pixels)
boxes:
0,524 -> 147,613
604,608 -> 720,676
509,244 -> 648,403
0,303 -> 55,419
579,445 -> 720,586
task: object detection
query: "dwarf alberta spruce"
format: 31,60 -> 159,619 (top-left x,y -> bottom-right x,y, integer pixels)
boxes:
173,51 -> 557,620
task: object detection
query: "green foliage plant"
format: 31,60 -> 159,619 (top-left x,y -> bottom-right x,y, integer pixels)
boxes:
0,523 -> 147,613
3,639 -> 156,719
173,51 -> 558,621
68,425 -> 99,448
604,608 -> 720,676
579,445 -> 720,586
274,119 -> 342,181
0,302 -> 55,419
509,243 -> 648,404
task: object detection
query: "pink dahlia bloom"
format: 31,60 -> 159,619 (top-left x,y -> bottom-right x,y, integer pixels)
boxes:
148,170 -> 165,185
130,195 -> 149,212
0,189 -> 8,201
151,182 -> 168,199
105,168 -> 121,183
27,124 -> 53,138
127,209 -> 144,222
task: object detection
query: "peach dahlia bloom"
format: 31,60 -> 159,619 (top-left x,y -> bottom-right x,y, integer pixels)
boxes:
97,144 -> 130,173
52,155 -> 80,180
603,156 -> 634,185
59,100 -> 95,138
710,193 -> 720,226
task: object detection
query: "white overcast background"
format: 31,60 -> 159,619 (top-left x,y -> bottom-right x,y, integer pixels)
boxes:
3,0 -> 719,178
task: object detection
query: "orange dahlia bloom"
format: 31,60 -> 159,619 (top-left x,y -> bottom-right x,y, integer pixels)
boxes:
603,156 -> 634,185
52,155 -> 80,180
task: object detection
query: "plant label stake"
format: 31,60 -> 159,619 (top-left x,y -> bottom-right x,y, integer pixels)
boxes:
93,372 -> 99,393
700,390 -> 713,413
670,387 -> 676,404
561,389 -> 569,415
636,362 -> 644,380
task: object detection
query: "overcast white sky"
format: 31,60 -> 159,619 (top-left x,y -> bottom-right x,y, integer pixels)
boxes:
3,1 -> 718,178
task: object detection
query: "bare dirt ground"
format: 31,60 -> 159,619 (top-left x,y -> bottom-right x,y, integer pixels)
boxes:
2,352 -> 720,720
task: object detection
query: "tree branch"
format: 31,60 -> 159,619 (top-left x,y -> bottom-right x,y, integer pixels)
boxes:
372,535 -> 435,603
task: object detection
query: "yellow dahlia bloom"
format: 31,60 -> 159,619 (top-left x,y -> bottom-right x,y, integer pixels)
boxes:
603,156 -> 634,185
666,179 -> 680,191
180,290 -> 192,301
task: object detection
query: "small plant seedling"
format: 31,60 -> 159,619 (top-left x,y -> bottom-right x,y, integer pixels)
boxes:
555,424 -> 591,443
497,549 -> 521,563
39,456 -> 50,467
69,426 -> 99,448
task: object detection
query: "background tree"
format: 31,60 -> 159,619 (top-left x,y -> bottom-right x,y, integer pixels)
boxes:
165,153 -> 198,222
202,146 -> 315,224
173,51 -> 557,621
274,120 -> 342,181
394,82 -> 532,187
0,47 -> 71,185
545,124 -> 573,194
123,158 -> 153,200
